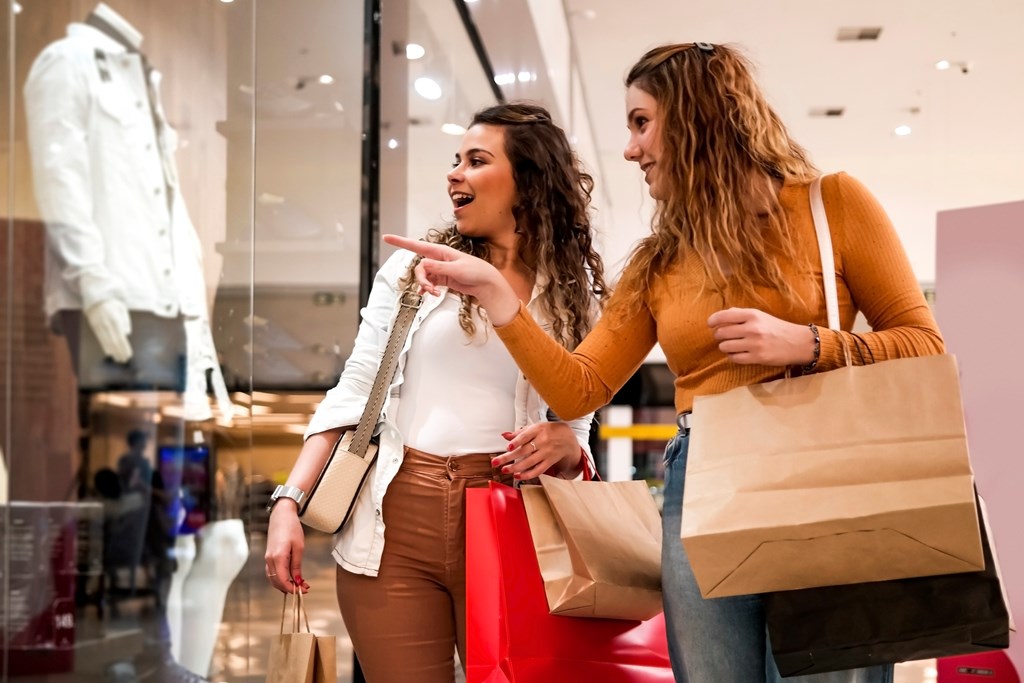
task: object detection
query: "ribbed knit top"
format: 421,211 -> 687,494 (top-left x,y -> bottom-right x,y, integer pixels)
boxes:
495,172 -> 945,419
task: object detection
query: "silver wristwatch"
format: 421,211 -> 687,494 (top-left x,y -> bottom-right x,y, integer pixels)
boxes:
266,484 -> 306,514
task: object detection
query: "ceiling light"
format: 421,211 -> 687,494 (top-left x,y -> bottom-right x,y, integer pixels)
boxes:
836,26 -> 882,41
494,73 -> 516,86
12,2 -> 23,13
441,123 -> 466,136
387,138 -> 400,149
894,125 -> 912,136
414,77 -> 442,100
935,59 -> 950,70
809,107 -> 845,117
318,74 -> 334,85
219,0 -> 234,3
517,71 -> 535,83
406,43 -> 425,60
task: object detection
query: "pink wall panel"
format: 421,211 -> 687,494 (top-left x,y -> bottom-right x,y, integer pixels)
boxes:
936,200 -> 1024,674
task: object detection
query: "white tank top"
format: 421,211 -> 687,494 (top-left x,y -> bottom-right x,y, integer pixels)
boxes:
396,293 -> 519,456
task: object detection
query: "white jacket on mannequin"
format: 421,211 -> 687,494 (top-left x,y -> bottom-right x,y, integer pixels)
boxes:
24,7 -> 231,418
24,19 -> 205,321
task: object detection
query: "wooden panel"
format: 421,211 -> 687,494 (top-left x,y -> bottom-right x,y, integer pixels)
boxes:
0,220 -> 79,501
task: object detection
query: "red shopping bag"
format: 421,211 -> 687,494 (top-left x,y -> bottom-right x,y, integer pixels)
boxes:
937,652 -> 1019,682
466,482 -> 673,682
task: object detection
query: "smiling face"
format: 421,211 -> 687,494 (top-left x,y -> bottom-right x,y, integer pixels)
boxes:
623,84 -> 666,200
447,123 -> 518,243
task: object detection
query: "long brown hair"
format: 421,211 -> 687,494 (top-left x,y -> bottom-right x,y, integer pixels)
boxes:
403,102 -> 606,348
620,42 -> 818,309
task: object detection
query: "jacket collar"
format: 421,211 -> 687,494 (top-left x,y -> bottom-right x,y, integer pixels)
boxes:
66,23 -> 130,54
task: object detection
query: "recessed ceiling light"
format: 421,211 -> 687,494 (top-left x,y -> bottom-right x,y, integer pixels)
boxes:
493,73 -> 516,86
894,125 -> 912,136
406,43 -> 425,60
837,26 -> 882,41
809,107 -> 845,118
414,77 -> 442,100
318,74 -> 334,85
935,59 -> 950,70
387,138 -> 399,149
12,1 -> 23,13
441,123 -> 467,136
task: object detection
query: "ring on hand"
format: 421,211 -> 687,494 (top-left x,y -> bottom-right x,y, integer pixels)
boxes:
266,571 -> 277,577
530,441 -> 538,453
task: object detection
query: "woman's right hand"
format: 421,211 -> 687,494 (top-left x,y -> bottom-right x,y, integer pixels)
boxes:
264,503 -> 309,593
382,235 -> 521,326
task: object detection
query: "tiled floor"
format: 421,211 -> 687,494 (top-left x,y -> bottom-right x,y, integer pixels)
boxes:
210,531 -> 465,683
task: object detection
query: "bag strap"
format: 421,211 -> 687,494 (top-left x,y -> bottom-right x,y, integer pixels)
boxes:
809,176 -> 839,331
279,588 -> 313,634
349,291 -> 422,456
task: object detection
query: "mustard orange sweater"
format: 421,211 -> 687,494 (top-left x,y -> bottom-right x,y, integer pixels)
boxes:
495,172 -> 944,419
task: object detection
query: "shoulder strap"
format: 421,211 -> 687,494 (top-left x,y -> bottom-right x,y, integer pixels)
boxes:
809,176 -> 840,330
349,292 -> 422,455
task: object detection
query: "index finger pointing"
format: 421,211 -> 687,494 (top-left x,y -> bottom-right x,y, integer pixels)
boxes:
383,234 -> 454,260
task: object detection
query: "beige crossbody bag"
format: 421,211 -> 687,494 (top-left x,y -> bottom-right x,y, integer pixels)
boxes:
298,292 -> 422,533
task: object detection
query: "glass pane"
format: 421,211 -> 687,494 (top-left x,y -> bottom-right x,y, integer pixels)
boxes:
4,2 -> 253,680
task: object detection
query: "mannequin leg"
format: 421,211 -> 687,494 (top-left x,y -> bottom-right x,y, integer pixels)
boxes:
166,534 -> 197,663
178,519 -> 248,677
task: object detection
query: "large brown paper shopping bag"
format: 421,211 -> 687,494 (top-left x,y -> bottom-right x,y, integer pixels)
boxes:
265,590 -> 318,683
681,353 -> 983,598
521,475 -> 663,620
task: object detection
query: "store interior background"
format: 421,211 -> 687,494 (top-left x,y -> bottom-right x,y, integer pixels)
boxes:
1,0 -> 1021,681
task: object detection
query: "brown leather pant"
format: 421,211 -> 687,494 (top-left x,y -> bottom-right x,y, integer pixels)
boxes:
335,446 -> 511,683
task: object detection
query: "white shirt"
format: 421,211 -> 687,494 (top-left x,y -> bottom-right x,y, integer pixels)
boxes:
397,293 -> 519,455
305,249 -> 597,576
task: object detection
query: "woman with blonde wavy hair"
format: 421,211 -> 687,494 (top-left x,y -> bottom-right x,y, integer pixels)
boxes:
387,43 -> 943,682
264,101 -> 606,682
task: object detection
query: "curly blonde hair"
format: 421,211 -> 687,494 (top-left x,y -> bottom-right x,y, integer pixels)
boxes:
402,102 -> 606,348
619,43 -> 818,310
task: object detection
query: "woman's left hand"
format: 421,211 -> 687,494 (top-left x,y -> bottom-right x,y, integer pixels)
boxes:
495,422 -> 583,481
708,307 -> 817,367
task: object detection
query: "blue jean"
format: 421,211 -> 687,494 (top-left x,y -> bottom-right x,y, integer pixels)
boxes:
661,433 -> 895,683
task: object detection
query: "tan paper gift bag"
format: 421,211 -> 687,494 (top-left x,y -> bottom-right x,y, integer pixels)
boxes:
681,353 -> 983,599
266,589 -> 336,683
521,474 -> 663,620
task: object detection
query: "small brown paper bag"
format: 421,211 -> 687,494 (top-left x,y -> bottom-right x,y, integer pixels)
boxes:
681,354 -> 984,599
313,634 -> 337,683
266,589 -> 335,683
521,475 -> 663,620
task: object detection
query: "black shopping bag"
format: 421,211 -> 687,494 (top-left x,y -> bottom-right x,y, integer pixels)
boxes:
765,492 -> 1010,677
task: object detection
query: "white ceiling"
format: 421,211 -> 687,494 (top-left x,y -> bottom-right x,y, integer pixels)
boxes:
560,0 -> 1024,282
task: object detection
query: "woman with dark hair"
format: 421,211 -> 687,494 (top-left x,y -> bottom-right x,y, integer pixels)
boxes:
387,43 -> 942,682
264,101 -> 606,682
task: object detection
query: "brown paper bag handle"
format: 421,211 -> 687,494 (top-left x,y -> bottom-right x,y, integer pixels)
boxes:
279,587 -> 312,635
